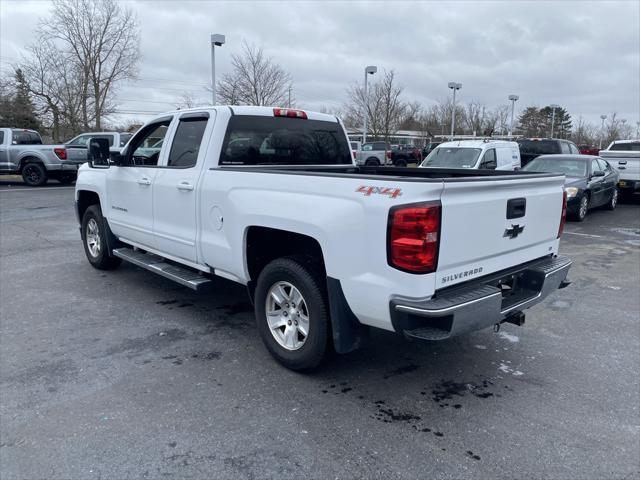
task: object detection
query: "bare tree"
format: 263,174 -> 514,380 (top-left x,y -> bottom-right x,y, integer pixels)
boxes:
176,91 -> 198,110
217,41 -> 292,106
38,0 -> 141,130
343,69 -> 406,142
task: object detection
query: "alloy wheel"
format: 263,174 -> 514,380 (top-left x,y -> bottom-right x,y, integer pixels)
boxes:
265,281 -> 310,351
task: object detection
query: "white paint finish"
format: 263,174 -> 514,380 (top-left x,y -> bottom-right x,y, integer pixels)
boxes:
75,105 -> 566,332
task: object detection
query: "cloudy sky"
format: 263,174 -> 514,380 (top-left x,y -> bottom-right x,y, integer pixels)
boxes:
1,0 -> 639,128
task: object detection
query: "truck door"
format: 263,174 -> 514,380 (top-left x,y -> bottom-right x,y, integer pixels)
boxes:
152,112 -> 213,263
106,117 -> 173,249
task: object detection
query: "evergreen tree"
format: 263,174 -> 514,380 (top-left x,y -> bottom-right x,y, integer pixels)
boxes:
12,69 -> 40,130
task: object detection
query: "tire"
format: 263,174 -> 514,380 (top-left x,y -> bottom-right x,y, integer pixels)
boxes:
395,159 -> 407,167
81,205 -> 122,270
365,157 -> 380,166
573,194 -> 589,222
57,173 -> 76,185
254,256 -> 329,371
21,162 -> 48,186
604,188 -> 618,210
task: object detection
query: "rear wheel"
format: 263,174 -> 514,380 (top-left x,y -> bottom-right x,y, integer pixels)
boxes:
395,159 -> 407,167
254,256 -> 329,370
82,205 -> 122,270
21,162 -> 48,186
365,157 -> 380,166
604,188 -> 618,210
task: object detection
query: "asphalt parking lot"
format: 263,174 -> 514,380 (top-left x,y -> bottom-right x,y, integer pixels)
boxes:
1,180 -> 638,480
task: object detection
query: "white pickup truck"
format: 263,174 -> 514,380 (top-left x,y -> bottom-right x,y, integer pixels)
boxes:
599,140 -> 640,198
74,106 -> 571,370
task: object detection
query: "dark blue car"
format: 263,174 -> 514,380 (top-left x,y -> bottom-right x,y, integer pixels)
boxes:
522,154 -> 619,221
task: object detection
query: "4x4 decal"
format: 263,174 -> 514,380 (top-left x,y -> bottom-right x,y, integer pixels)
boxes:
356,185 -> 402,199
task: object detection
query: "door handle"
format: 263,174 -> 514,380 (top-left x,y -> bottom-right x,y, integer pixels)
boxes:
177,181 -> 194,191
137,177 -> 151,186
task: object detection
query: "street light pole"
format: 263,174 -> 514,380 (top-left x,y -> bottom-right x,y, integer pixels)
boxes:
599,114 -> 607,149
362,65 -> 377,144
210,34 -> 225,105
621,119 -> 627,138
448,82 -> 462,140
508,94 -> 519,136
549,104 -> 559,138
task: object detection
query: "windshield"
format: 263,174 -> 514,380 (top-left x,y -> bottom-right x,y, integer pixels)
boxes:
67,135 -> 91,146
421,147 -> 481,168
522,157 -> 588,177
119,133 -> 133,147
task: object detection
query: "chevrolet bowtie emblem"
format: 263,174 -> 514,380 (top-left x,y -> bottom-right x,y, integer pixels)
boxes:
504,224 -> 525,239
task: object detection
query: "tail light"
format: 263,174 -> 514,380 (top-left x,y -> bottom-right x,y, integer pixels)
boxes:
557,191 -> 567,238
352,150 -> 357,159
388,202 -> 441,273
54,147 -> 67,160
273,108 -> 307,119
386,151 -> 392,160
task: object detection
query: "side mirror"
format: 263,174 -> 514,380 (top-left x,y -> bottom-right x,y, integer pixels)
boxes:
592,170 -> 605,177
88,138 -> 110,168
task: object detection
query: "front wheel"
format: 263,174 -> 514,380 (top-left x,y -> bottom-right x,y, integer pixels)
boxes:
574,195 -> 589,222
21,163 -> 48,186
254,256 -> 329,370
604,188 -> 618,210
81,205 -> 122,270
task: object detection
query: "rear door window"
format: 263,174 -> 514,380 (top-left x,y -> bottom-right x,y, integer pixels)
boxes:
0,131 -> 4,144
220,115 -> 351,166
518,140 -> 561,155
13,131 -> 42,145
560,142 -> 571,154
610,142 -> 640,151
569,143 -> 579,154
167,117 -> 208,168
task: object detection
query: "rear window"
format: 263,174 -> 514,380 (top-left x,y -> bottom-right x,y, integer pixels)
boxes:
610,142 -> 640,151
219,115 -> 351,166
12,131 -> 42,145
0,131 -> 4,144
518,140 -> 560,155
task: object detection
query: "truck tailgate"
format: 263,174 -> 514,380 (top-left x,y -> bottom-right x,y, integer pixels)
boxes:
437,175 -> 564,289
600,151 -> 640,181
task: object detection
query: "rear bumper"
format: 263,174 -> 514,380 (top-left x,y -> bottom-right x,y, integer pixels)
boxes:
390,255 -> 571,341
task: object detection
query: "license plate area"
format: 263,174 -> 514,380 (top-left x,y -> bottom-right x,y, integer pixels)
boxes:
493,270 -> 543,311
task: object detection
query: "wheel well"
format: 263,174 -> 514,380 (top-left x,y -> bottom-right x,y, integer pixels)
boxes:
19,156 -> 43,172
246,226 -> 326,282
77,190 -> 100,221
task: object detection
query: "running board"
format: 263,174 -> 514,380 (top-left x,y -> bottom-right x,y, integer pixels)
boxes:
112,248 -> 212,291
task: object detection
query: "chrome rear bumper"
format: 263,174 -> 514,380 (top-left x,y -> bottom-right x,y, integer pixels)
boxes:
390,255 -> 571,341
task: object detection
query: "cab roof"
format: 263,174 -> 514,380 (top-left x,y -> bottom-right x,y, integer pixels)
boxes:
436,139 -> 518,149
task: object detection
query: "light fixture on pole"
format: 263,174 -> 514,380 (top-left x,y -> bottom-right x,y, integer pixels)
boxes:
599,114 -> 607,149
448,82 -> 462,139
549,104 -> 560,138
508,94 -> 519,136
362,65 -> 377,144
210,33 -> 225,105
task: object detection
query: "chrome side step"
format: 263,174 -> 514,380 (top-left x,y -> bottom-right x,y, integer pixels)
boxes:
112,248 -> 212,291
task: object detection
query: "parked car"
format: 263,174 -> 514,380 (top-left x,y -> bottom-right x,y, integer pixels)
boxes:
420,140 -> 521,171
578,145 -> 600,156
0,128 -> 79,185
65,131 -> 133,163
422,141 -> 442,157
390,144 -> 422,166
599,140 -> 640,198
521,154 -> 618,221
517,138 -> 580,166
356,141 -> 391,166
75,105 -> 570,371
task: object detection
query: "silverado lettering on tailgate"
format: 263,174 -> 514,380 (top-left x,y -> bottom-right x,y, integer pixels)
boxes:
441,267 -> 484,285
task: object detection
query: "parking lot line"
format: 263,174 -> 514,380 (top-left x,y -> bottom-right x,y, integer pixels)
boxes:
563,231 -> 603,238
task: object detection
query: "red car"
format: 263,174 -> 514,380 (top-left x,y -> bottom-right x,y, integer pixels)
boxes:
579,145 -> 600,155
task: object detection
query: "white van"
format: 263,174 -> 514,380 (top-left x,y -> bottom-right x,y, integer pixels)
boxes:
420,140 -> 521,171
